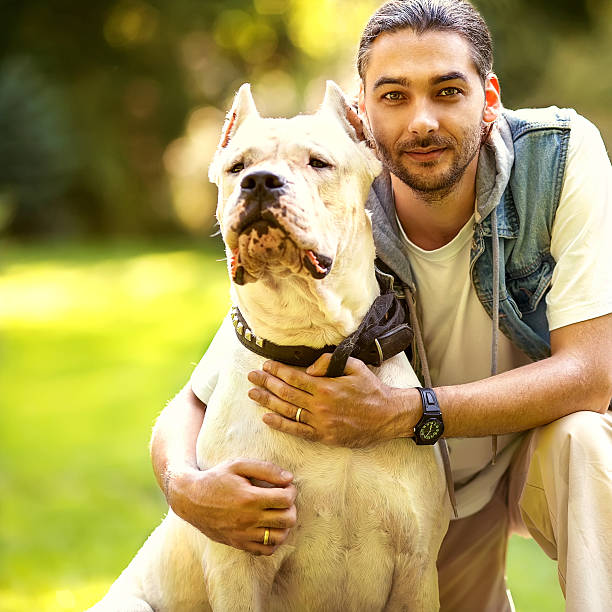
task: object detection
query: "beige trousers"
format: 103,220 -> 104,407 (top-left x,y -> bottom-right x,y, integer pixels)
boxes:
437,410 -> 612,612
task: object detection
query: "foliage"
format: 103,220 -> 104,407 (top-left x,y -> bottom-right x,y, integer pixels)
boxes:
0,0 -> 609,237
1,240 -> 565,610
0,58 -> 77,234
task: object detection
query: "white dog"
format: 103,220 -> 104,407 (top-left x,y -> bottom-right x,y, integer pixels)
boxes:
90,82 -> 449,612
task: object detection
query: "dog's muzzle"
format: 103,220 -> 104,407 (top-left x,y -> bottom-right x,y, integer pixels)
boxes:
228,170 -> 333,285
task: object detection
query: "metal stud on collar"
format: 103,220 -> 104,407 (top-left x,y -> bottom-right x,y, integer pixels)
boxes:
231,307 -> 264,347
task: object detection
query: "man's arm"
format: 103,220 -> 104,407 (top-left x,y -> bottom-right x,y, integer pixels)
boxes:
150,383 -> 298,555
151,383 -> 205,496
436,314 -> 612,437
246,313 -> 612,445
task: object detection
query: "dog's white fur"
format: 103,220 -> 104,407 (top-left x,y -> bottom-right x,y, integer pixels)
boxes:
90,82 -> 449,612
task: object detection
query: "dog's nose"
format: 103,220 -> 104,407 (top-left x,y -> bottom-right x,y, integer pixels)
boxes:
240,171 -> 285,193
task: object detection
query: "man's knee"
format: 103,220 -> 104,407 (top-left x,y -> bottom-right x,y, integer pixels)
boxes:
522,410 -> 612,510
535,410 -> 612,461
518,411 -> 612,559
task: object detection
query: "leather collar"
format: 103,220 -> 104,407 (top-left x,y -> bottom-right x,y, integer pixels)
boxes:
230,272 -> 412,369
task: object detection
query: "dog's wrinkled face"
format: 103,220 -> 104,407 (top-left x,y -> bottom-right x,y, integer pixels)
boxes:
209,82 -> 381,286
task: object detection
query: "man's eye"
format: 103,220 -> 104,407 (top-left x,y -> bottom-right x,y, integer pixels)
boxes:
383,92 -> 403,101
439,87 -> 461,97
229,162 -> 244,174
309,157 -> 330,169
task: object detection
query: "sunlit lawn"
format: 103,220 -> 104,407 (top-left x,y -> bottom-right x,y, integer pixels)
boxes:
0,240 -> 564,611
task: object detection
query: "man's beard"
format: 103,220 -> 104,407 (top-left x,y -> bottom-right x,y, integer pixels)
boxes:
376,123 -> 483,197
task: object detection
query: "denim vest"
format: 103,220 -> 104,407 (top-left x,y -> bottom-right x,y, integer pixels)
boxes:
471,107 -> 573,361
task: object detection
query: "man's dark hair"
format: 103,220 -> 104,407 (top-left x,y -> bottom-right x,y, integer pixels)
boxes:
357,0 -> 493,85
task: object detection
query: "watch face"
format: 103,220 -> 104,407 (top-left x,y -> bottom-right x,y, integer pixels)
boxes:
419,418 -> 443,441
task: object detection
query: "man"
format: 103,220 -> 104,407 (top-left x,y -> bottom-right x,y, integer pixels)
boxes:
151,0 -> 612,609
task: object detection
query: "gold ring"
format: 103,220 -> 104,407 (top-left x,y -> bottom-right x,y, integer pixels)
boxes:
263,528 -> 270,546
295,407 -> 303,423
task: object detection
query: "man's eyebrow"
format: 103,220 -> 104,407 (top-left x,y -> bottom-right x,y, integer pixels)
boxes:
372,76 -> 410,90
372,72 -> 470,90
431,71 -> 469,85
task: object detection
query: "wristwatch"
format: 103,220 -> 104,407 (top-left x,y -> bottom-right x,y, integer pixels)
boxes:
414,387 -> 444,445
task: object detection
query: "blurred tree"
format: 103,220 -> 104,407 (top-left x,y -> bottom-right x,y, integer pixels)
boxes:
0,57 -> 77,233
0,0 -> 609,237
475,0 -> 607,104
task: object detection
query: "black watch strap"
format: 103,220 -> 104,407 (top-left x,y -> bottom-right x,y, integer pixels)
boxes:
414,387 -> 444,445
417,387 -> 440,415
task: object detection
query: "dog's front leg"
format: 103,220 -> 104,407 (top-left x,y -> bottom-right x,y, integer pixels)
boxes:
203,541 -> 293,612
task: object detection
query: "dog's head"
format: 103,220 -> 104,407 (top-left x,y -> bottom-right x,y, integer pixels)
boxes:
209,81 -> 381,287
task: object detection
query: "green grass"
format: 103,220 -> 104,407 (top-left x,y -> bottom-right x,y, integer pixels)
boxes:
0,239 -> 564,611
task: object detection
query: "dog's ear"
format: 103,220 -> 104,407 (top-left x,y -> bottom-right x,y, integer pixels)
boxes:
318,80 -> 369,144
218,83 -> 259,150
209,84 -> 259,185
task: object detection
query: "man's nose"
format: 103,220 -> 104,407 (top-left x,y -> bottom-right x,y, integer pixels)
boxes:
408,100 -> 439,137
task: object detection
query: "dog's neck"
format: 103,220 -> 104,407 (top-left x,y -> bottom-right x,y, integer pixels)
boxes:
231,234 -> 379,348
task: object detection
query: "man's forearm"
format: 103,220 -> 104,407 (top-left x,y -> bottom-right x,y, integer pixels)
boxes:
151,383 -> 206,496
391,349 -> 611,440
439,353 -> 609,437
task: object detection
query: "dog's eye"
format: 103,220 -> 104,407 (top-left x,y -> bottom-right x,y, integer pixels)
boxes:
229,162 -> 244,174
309,157 -> 330,169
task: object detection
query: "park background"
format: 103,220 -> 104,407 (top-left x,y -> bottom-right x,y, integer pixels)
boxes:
1,0 -> 610,610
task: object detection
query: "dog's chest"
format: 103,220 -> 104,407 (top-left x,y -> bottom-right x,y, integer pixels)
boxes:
194,340 -> 443,535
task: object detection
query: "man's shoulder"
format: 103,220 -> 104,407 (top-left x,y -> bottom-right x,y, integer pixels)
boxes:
503,107 -> 605,164
502,106 -> 576,140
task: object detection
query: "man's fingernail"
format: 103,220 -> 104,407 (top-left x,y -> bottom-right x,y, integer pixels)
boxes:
248,389 -> 258,400
247,371 -> 256,382
281,470 -> 293,479
263,361 -> 272,372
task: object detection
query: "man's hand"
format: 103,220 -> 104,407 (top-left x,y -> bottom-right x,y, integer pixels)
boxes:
167,458 -> 297,556
247,354 -> 411,447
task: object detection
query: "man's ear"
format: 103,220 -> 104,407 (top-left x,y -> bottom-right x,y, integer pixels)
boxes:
357,81 -> 375,148
483,73 -> 502,124
217,83 -> 259,150
318,80 -> 367,143
358,81 -> 366,117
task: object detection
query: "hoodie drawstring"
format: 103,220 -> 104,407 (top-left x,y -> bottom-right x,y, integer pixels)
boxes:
490,207 -> 500,464
405,285 -> 458,519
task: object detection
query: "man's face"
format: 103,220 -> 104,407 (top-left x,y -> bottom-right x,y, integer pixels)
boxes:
360,29 -> 493,195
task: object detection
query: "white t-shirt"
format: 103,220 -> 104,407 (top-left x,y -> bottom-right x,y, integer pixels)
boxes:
396,114 -> 612,518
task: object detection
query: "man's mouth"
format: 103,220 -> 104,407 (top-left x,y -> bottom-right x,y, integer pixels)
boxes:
404,147 -> 447,162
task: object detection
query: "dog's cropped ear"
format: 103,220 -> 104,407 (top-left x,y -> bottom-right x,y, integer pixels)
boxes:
209,84 -> 259,185
318,80 -> 369,144
217,83 -> 260,150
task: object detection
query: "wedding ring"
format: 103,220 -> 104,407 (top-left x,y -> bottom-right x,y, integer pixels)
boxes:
295,407 -> 303,423
263,528 -> 270,546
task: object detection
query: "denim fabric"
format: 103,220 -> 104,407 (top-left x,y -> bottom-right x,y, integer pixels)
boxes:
471,107 -> 573,361
367,106 -> 575,365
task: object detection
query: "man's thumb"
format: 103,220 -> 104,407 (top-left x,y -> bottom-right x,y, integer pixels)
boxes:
306,352 -> 333,376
